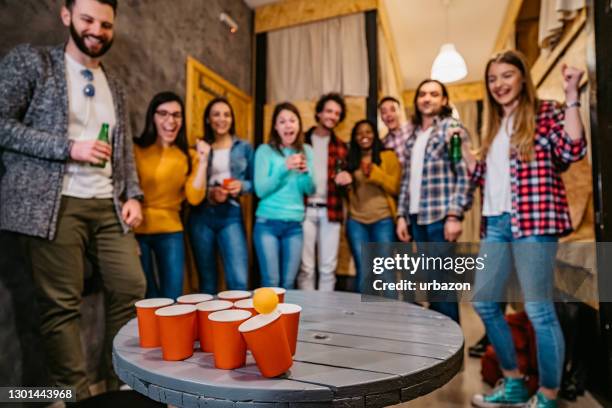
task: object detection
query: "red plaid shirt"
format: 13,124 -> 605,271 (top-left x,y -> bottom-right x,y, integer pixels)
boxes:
470,100 -> 587,238
305,128 -> 349,222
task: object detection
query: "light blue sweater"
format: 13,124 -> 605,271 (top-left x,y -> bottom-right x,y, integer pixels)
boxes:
254,144 -> 315,221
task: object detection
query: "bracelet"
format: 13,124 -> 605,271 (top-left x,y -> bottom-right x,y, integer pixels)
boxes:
565,100 -> 581,109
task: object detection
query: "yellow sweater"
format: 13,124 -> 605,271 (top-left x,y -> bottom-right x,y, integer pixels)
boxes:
348,150 -> 402,219
134,144 -> 206,234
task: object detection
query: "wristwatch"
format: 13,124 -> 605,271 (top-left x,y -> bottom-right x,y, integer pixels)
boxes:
445,214 -> 463,222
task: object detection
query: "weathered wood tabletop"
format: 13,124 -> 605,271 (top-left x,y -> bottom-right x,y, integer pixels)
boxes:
113,290 -> 464,407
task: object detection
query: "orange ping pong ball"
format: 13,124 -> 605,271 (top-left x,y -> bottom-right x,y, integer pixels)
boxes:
253,288 -> 279,314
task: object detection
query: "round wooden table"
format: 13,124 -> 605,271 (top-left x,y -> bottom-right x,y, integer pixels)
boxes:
113,290 -> 464,407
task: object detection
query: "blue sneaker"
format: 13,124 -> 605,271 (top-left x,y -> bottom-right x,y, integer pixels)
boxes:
472,377 -> 530,407
524,391 -> 558,408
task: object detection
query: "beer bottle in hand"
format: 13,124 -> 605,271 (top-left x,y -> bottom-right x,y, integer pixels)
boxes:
449,124 -> 462,165
92,123 -> 109,168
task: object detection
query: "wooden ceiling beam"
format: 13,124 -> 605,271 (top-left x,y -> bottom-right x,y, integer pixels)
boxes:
493,0 -> 525,52
254,0 -> 377,33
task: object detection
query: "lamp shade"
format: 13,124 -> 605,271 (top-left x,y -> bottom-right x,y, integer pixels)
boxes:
430,43 -> 468,83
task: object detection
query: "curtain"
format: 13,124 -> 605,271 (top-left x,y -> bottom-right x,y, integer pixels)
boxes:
539,0 -> 585,51
267,13 -> 369,103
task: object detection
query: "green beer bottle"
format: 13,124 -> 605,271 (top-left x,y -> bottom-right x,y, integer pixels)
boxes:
92,123 -> 109,168
449,124 -> 462,165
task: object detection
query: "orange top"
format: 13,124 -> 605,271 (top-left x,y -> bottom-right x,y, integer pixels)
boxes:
134,144 -> 205,234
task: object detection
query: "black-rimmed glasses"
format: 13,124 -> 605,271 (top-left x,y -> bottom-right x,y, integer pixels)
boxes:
155,110 -> 183,120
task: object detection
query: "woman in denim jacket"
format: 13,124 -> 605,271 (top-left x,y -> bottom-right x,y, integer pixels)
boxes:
188,97 -> 254,294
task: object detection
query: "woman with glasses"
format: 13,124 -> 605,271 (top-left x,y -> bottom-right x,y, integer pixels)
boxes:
134,91 -> 209,299
188,97 -> 254,294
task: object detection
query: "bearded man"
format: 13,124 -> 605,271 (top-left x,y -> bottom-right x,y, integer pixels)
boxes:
0,0 -> 145,399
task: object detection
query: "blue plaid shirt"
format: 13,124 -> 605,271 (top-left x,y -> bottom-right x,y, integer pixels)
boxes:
382,122 -> 413,166
397,116 -> 472,225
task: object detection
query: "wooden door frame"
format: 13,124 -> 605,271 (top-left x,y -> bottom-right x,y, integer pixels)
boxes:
185,56 -> 253,144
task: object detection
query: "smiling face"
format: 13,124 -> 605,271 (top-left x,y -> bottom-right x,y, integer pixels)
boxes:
208,101 -> 233,138
154,101 -> 182,146
275,109 -> 300,147
379,100 -> 401,131
316,100 -> 342,130
355,122 -> 375,151
486,62 -> 524,109
62,0 -> 115,59
415,81 -> 448,118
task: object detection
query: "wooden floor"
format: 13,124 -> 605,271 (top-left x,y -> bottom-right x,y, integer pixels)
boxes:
396,303 -> 603,408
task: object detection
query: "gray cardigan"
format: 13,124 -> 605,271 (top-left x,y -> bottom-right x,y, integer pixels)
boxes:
0,44 -> 142,239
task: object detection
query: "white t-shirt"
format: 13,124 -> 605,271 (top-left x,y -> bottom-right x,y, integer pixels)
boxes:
309,134 -> 329,204
409,127 -> 433,214
62,53 -> 116,198
209,148 -> 231,185
483,116 -> 513,216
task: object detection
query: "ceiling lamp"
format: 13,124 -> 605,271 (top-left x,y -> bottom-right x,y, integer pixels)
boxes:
430,0 -> 467,83
431,43 -> 468,83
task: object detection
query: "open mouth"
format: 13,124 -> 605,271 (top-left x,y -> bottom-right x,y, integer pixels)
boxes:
84,35 -> 104,48
493,89 -> 511,99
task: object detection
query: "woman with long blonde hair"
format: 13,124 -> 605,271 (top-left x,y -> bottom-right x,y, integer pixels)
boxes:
465,50 -> 586,408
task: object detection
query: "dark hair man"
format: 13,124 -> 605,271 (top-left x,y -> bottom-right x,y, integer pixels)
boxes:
0,0 -> 145,399
395,79 -> 472,323
297,92 -> 351,291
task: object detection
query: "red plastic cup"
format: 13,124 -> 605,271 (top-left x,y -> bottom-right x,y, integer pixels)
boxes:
260,287 -> 286,303
208,309 -> 252,369
155,304 -> 197,361
239,311 -> 293,377
277,303 -> 302,355
135,298 -> 174,348
217,290 -> 251,302
177,294 -> 213,304
177,294 -> 213,341
234,298 -> 258,315
196,300 -> 233,352
360,161 -> 371,176
222,178 -> 236,189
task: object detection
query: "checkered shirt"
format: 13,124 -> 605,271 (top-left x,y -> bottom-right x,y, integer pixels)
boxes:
397,116 -> 471,225
382,122 -> 413,166
470,100 -> 587,238
305,128 -> 349,223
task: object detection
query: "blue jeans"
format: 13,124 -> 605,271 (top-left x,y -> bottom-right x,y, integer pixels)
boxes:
188,203 -> 248,294
137,232 -> 185,299
254,217 -> 303,289
409,215 -> 460,323
346,217 -> 396,293
472,213 -> 564,389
